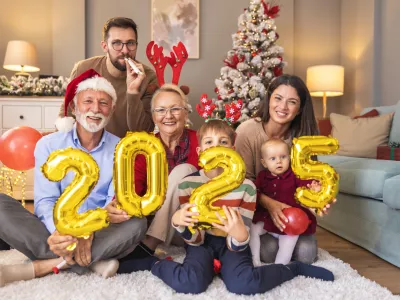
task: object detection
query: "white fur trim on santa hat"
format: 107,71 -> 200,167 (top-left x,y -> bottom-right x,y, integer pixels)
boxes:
55,116 -> 75,133
75,76 -> 117,104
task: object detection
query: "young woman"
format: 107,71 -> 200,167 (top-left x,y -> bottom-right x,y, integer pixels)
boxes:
235,74 -> 331,264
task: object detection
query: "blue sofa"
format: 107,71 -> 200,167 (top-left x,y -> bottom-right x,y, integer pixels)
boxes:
317,102 -> 400,268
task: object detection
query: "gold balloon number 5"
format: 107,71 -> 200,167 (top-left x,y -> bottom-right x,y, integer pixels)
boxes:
291,136 -> 340,213
113,132 -> 168,218
188,146 -> 246,233
42,148 -> 109,249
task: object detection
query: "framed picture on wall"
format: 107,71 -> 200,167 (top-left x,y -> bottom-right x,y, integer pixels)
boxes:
151,0 -> 200,59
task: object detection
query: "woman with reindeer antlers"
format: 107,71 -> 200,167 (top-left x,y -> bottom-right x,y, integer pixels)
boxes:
115,41 -> 201,264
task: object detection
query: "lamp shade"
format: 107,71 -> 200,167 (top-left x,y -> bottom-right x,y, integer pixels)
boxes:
3,40 -> 40,73
306,65 -> 344,97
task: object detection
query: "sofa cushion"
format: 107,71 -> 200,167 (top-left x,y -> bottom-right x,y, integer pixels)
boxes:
331,112 -> 394,158
317,109 -> 379,136
383,174 -> 400,209
317,156 -> 400,199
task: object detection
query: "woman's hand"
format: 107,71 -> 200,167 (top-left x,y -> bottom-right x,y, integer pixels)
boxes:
266,199 -> 291,232
172,204 -> 199,227
308,198 -> 337,217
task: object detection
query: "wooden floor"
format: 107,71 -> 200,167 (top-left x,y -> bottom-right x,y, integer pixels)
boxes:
23,202 -> 400,295
315,226 -> 400,295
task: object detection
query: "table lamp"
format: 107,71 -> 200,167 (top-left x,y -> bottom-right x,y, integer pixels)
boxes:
306,65 -> 344,118
3,40 -> 40,76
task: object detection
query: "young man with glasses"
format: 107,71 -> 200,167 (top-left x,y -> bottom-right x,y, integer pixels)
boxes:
57,17 -> 157,138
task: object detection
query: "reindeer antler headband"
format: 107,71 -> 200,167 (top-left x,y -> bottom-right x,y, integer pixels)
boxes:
146,41 -> 188,87
196,94 -> 242,126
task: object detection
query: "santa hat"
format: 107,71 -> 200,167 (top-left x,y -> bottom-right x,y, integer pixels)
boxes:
55,69 -> 117,132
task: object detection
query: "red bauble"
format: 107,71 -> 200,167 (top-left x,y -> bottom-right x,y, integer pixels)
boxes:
0,126 -> 43,171
282,208 -> 310,235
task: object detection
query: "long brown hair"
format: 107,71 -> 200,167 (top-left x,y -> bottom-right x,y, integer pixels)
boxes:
254,74 -> 319,137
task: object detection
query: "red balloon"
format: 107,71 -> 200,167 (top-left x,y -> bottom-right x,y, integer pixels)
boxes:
0,126 -> 43,171
282,207 -> 310,235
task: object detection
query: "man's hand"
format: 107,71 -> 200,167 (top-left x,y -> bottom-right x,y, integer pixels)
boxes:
126,61 -> 147,94
105,199 -> 130,223
212,206 -> 248,243
47,230 -> 76,264
74,234 -> 94,267
172,204 -> 199,227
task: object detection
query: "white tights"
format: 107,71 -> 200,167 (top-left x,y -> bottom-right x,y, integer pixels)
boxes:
250,221 -> 299,266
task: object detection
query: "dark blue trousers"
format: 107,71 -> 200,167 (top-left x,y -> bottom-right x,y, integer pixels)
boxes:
151,234 -> 295,295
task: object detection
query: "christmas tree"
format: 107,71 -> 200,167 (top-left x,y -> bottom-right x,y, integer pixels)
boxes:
214,0 -> 285,124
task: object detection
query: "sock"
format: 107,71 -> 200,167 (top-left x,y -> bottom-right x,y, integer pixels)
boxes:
287,261 -> 334,281
117,256 -> 160,273
89,259 -> 119,279
0,263 -> 35,287
119,242 -> 155,263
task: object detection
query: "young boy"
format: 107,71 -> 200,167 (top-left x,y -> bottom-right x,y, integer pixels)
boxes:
118,120 -> 334,295
250,139 -> 321,267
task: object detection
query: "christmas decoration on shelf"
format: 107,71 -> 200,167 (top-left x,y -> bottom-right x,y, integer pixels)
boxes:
213,0 -> 286,124
0,75 -> 69,96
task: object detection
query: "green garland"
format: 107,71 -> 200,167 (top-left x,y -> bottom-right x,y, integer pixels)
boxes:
0,75 -> 69,96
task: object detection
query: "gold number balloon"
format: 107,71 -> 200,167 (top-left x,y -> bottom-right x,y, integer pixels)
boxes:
42,148 -> 109,249
188,146 -> 246,232
114,132 -> 168,218
291,136 -> 340,212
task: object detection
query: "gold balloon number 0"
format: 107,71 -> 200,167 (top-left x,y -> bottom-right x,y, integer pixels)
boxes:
291,136 -> 340,213
188,146 -> 246,233
42,148 -> 107,250
113,132 -> 168,218
42,132 -> 167,249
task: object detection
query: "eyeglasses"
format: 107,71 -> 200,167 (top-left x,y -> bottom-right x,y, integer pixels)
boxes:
152,107 -> 187,116
111,40 -> 138,51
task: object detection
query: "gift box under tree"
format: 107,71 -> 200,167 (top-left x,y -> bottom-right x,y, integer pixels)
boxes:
377,142 -> 400,161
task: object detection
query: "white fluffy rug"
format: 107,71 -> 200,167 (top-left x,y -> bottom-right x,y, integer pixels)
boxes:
0,247 -> 398,300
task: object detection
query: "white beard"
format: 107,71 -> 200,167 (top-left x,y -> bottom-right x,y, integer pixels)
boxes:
75,109 -> 110,133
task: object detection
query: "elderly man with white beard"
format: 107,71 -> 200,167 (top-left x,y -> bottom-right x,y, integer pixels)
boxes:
0,69 -> 147,287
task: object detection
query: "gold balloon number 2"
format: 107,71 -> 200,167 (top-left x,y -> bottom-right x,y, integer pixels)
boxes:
188,146 -> 246,233
42,132 -> 167,244
42,148 -> 108,250
291,136 -> 340,213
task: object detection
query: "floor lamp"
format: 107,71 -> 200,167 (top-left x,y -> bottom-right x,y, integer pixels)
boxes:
306,65 -> 344,118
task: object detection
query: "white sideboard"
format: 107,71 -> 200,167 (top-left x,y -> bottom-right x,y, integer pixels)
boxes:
0,96 -> 64,200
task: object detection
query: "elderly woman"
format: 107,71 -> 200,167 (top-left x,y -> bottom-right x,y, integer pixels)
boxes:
235,74 -> 332,264
118,84 -> 199,263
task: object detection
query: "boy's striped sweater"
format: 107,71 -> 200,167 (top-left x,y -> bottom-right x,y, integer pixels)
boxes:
174,170 -> 257,251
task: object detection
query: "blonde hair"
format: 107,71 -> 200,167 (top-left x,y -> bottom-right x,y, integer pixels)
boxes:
151,84 -> 188,109
197,119 -> 236,144
261,138 -> 290,158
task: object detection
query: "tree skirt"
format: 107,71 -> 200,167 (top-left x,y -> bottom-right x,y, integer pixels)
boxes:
0,247 -> 398,300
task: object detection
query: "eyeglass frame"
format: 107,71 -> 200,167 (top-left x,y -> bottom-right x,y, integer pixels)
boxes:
152,106 -> 188,116
110,40 -> 138,51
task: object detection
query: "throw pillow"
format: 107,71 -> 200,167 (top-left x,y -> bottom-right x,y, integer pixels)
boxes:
330,112 -> 394,158
318,109 -> 379,136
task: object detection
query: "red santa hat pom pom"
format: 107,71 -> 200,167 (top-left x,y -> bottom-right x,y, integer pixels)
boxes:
55,69 -> 117,132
